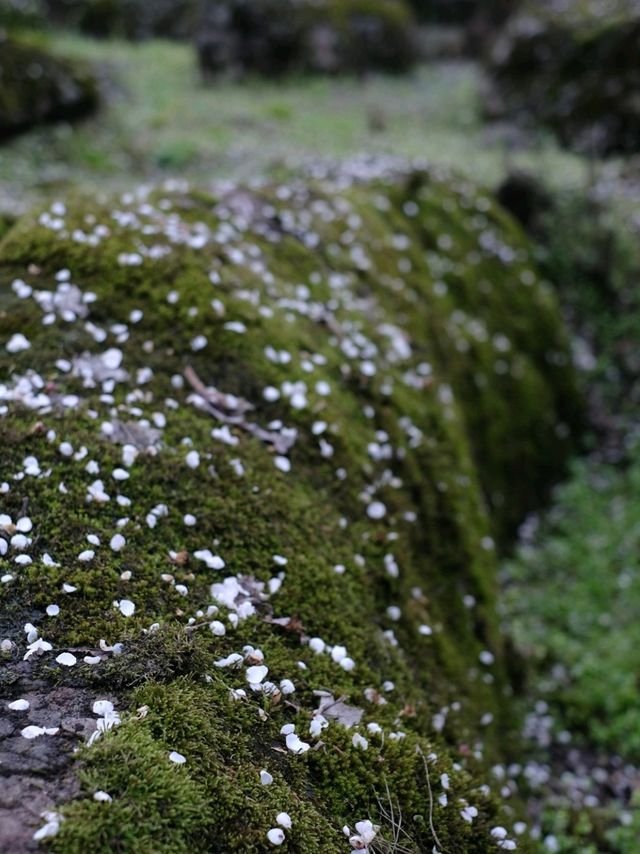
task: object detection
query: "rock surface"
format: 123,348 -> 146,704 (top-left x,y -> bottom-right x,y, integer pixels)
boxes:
0,159 -> 581,851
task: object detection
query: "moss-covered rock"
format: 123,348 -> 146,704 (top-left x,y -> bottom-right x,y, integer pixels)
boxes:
196,0 -> 417,77
0,33 -> 98,141
485,0 -> 640,155
0,161 -> 580,851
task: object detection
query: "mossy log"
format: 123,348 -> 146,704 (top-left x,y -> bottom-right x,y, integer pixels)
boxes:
0,161 -> 581,851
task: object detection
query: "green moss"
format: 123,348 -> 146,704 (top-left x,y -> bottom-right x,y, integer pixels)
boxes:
503,451 -> 640,759
500,449 -> 640,852
51,725 -> 211,853
0,213 -> 16,242
0,166 -> 577,850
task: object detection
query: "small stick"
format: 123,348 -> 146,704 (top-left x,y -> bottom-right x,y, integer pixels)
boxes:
417,745 -> 445,853
184,365 -> 296,454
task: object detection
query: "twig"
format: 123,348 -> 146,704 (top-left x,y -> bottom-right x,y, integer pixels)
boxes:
374,777 -> 416,854
417,745 -> 446,853
184,365 -> 297,455
184,365 -> 252,423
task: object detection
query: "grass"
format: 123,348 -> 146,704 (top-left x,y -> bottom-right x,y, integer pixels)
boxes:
0,34 -> 590,215
499,451 -> 640,853
497,187 -> 640,852
501,186 -> 640,750
502,452 -> 640,758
